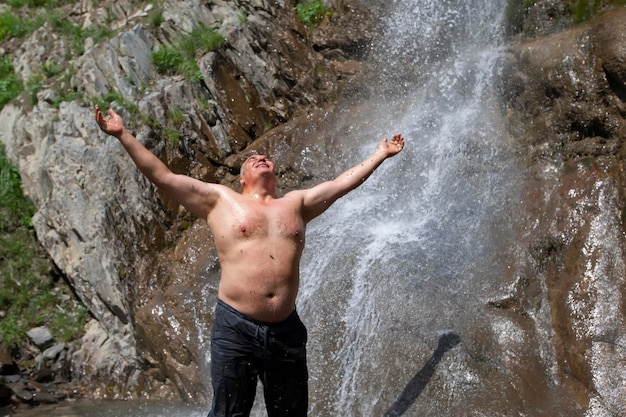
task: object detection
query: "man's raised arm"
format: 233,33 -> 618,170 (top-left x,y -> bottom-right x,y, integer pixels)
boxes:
300,133 -> 405,222
95,105 -> 218,219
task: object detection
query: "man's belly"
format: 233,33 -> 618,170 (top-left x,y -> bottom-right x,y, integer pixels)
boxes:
217,270 -> 300,322
215,235 -> 304,321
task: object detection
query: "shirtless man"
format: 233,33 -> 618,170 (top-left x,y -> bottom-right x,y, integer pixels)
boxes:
95,105 -> 405,417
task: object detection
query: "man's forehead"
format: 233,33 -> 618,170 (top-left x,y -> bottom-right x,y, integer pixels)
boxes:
243,153 -> 271,163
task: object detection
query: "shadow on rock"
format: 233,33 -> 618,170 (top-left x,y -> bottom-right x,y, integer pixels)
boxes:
382,332 -> 461,417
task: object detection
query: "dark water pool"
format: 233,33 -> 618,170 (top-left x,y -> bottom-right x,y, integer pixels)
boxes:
7,400 -> 206,417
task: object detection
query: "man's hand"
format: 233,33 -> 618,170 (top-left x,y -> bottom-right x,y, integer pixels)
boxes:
378,133 -> 405,157
95,105 -> 125,138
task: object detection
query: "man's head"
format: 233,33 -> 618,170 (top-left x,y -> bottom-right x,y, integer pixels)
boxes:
239,154 -> 276,189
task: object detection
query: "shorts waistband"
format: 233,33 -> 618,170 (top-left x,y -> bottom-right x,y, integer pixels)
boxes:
216,299 -> 299,327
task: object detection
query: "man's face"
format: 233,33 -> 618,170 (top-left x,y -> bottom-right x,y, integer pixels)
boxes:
240,155 -> 275,180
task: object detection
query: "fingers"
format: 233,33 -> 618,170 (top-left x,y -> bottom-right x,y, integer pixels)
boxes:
388,133 -> 405,154
391,133 -> 404,143
95,105 -> 112,132
94,105 -> 113,119
390,134 -> 404,145
380,133 -> 405,152
95,105 -> 104,126
95,105 -> 107,123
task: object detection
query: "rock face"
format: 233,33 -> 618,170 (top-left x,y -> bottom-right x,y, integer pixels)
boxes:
0,0 -> 377,401
500,7 -> 626,415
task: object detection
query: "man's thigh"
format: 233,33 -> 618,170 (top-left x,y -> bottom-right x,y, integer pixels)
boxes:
209,346 -> 259,417
260,356 -> 308,417
260,315 -> 309,417
208,302 -> 263,417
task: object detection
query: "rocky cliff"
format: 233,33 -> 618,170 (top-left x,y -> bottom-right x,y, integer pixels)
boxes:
499,6 -> 626,415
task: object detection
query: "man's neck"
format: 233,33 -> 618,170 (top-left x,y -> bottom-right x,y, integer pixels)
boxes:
242,185 -> 277,200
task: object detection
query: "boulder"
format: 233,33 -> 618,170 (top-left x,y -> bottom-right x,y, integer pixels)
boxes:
26,327 -> 53,349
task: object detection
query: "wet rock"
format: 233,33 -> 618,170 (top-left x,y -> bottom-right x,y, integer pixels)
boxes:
504,8 -> 626,164
503,7 -> 626,415
0,345 -> 18,376
31,389 -> 60,405
0,383 -> 12,406
70,319 -> 144,399
7,382 -> 33,403
42,344 -> 66,361
1,375 -> 20,384
32,364 -> 55,384
3,377 -> 68,407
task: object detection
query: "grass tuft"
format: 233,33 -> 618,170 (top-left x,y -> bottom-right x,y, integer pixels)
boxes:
152,25 -> 224,82
0,56 -> 23,110
294,0 -> 332,27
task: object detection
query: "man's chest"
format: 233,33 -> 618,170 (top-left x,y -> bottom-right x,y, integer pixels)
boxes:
213,199 -> 304,241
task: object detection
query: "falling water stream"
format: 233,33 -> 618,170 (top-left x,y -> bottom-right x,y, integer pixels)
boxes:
15,1 -> 593,416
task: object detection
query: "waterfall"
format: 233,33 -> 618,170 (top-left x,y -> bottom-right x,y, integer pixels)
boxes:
294,1 -> 523,416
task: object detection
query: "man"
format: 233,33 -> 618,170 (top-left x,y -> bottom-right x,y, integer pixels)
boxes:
95,104 -> 405,416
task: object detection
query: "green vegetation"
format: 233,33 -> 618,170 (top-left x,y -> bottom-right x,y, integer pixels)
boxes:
506,0 -> 626,33
151,10 -> 164,27
294,0 -> 332,27
0,10 -> 39,41
24,63 -> 86,108
143,106 -> 186,147
152,25 -> 225,82
51,66 -> 84,107
0,2 -> 84,43
48,13 -> 114,58
0,57 -> 23,110
5,0 -> 78,7
0,144 -> 87,348
0,150 -> 35,230
566,0 -> 626,23
147,0 -> 165,27
25,75 -> 43,106
0,2 -> 114,111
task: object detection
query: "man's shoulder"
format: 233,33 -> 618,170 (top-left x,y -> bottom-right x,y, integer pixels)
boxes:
282,189 -> 308,201
196,181 -> 235,195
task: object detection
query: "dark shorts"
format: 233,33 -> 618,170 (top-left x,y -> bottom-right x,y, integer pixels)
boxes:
208,299 -> 308,417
